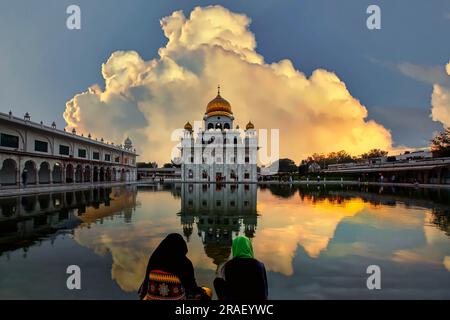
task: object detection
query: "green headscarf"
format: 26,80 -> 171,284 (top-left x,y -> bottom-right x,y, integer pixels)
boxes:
232,236 -> 254,259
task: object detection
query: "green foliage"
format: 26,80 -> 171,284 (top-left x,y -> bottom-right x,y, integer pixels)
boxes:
359,149 -> 388,159
431,127 -> 450,157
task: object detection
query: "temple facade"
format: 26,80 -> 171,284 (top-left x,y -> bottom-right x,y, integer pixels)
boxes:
180,87 -> 257,182
0,111 -> 138,188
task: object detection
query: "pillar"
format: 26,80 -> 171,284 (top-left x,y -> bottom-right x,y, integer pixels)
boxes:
35,165 -> 39,185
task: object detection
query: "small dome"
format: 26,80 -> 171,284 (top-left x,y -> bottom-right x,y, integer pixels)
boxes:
246,121 -> 255,130
184,121 -> 193,131
124,137 -> 132,148
206,86 -> 233,117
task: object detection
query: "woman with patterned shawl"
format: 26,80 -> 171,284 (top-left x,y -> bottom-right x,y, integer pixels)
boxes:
139,233 -> 211,300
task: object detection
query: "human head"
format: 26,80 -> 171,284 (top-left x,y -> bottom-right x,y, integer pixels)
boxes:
232,235 -> 254,259
157,233 -> 188,257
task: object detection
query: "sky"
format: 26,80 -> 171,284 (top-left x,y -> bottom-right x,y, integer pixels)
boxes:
0,0 -> 449,163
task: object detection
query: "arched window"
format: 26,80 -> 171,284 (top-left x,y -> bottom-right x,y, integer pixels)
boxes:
38,162 -> 51,184
215,123 -> 222,129
188,169 -> 193,179
208,123 -> 214,130
224,123 -> 230,129
234,137 -> 238,144
0,159 -> 17,185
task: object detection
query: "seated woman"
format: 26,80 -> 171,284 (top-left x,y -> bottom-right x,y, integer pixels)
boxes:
139,233 -> 211,300
214,236 -> 268,300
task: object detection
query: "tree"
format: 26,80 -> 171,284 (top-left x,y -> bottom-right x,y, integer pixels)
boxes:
298,160 -> 309,176
360,149 -> 388,159
326,150 -> 354,165
431,127 -> 450,157
137,162 -> 158,168
277,158 -> 298,173
305,151 -> 355,169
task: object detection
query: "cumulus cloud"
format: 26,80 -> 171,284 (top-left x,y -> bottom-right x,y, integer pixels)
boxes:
431,61 -> 450,127
64,5 -> 393,164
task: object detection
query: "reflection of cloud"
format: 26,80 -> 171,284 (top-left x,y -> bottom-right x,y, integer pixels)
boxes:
64,5 -> 393,164
73,191 -> 216,292
390,212 -> 450,267
254,192 -> 366,275
70,187 -> 450,298
444,256 -> 450,272
254,189 -> 446,276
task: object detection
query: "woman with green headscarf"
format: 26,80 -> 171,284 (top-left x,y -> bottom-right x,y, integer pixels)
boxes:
214,236 -> 268,300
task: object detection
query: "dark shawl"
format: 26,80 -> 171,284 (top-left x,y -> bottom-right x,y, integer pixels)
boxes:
221,258 -> 268,300
139,233 -> 202,299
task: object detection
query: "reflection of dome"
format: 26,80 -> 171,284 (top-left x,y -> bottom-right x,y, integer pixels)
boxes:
184,121 -> 193,131
246,121 -> 254,130
206,86 -> 233,117
204,244 -> 231,266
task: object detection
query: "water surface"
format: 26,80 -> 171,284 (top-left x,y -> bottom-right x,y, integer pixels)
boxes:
0,183 -> 450,299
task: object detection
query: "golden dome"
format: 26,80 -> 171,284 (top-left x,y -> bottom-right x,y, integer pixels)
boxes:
246,121 -> 255,130
206,86 -> 233,117
184,121 -> 193,131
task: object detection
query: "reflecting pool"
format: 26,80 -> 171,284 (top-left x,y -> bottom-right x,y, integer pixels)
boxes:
1,183 -> 450,299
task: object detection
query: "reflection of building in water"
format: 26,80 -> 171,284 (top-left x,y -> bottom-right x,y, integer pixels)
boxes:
179,183 -> 257,266
0,186 -> 137,254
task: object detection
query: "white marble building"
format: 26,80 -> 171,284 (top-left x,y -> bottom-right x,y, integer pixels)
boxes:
0,111 -> 138,188
180,87 -> 257,182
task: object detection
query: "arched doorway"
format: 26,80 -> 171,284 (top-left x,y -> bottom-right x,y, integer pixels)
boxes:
230,169 -> 236,180
38,162 -> 51,184
21,196 -> 36,213
66,164 -> 74,183
99,167 -> 105,182
84,165 -> 91,182
106,167 -> 111,181
23,160 -> 37,185
112,168 -> 116,181
0,159 -> 17,186
75,165 -> 83,183
126,169 -> 130,181
120,168 -> 126,181
52,163 -> 62,184
93,166 -> 99,182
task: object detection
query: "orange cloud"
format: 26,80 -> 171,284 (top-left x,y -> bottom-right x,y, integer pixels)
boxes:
64,5 -> 393,164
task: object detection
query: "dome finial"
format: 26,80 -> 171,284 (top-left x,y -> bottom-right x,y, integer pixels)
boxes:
206,85 -> 233,117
